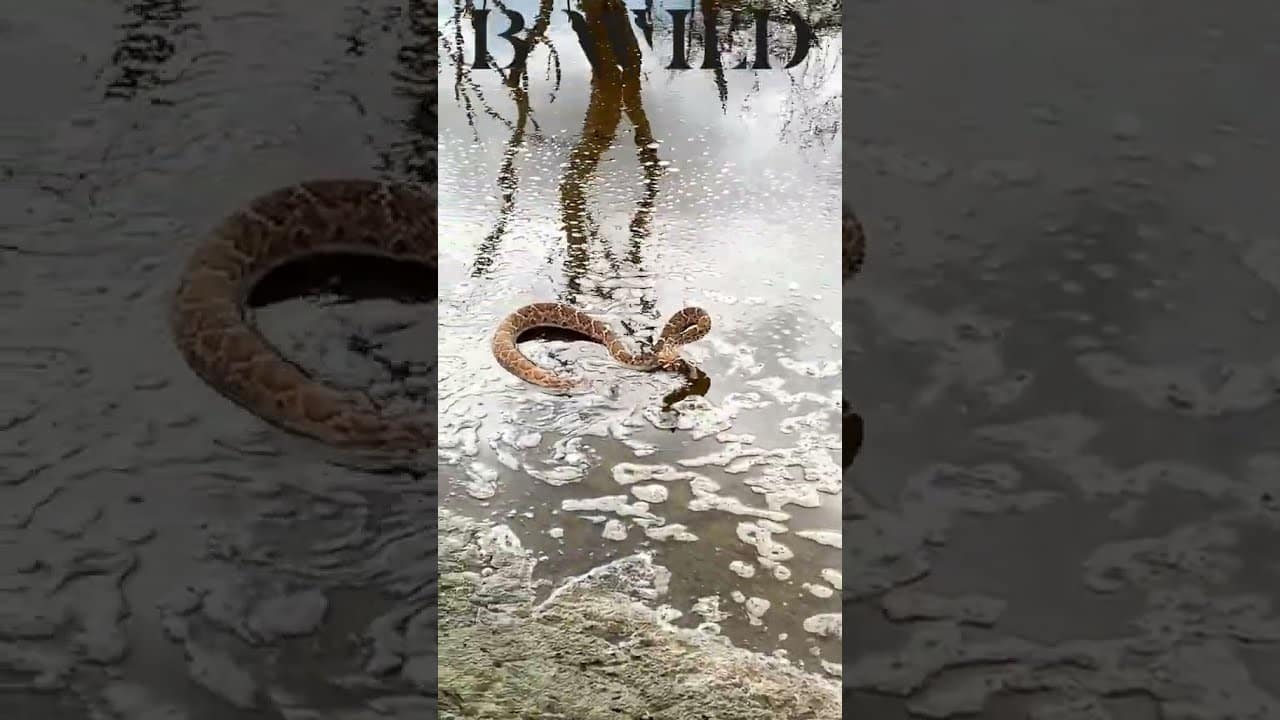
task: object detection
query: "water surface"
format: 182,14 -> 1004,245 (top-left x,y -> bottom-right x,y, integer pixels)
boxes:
437,0 -> 845,672
3,2 -> 438,716
844,0 -> 1280,716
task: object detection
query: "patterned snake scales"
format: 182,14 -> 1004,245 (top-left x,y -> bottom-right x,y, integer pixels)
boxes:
171,180 -> 867,452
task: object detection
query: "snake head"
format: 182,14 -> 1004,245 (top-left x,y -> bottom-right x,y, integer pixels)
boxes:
656,345 -> 682,368
652,307 -> 711,370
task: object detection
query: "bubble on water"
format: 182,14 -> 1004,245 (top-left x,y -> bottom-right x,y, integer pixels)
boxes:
491,445 -> 521,471
736,521 -> 794,563
562,495 -> 657,521
794,530 -> 841,549
511,431 -> 542,448
689,483 -> 790,523
742,474 -> 822,512
745,597 -> 771,626
612,463 -> 701,486
778,357 -> 840,378
803,583 -> 834,599
623,438 -> 658,456
802,613 -> 841,640
644,524 -> 697,542
680,434 -> 841,496
820,569 -> 841,590
462,463 -> 499,499
631,484 -> 669,504
748,376 -> 836,407
779,411 -> 831,434
602,519 -> 628,541
525,465 -> 585,486
642,395 -> 744,440
759,559 -> 792,581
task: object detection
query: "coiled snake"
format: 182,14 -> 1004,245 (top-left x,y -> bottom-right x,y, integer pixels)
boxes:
170,180 -> 434,453
171,179 -> 867,450
491,303 -> 712,392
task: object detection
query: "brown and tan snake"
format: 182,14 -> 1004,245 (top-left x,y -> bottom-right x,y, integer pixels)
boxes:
490,303 -> 713,392
170,179 -> 435,453
171,178 -> 866,450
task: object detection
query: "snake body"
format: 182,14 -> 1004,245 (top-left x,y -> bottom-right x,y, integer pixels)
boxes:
170,180 -> 435,452
491,303 -> 712,391
171,177 -> 866,449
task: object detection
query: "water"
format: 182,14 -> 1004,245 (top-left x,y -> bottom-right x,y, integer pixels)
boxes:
844,0 -> 1280,717
437,0 -> 844,674
12,0 -> 1278,717
3,1 -> 438,716
3,0 -> 843,715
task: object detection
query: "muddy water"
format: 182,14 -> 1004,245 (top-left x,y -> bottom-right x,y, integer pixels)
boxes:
437,0 -> 844,674
845,1 -> 1280,717
2,1 -> 440,717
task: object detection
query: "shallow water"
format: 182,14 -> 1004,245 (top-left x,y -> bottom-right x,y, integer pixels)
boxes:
12,0 -> 1279,716
845,0 -> 1280,717
436,0 -> 845,673
3,1 -> 440,716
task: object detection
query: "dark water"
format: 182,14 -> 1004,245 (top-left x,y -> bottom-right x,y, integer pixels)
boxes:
3,0 -> 846,716
3,1 -> 439,717
845,0 -> 1280,717
8,0 -> 1279,717
437,0 -> 844,676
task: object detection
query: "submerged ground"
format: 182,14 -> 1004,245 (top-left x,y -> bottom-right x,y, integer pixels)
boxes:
437,509 -> 838,719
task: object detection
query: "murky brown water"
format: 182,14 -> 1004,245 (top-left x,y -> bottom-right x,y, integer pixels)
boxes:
437,0 -> 844,674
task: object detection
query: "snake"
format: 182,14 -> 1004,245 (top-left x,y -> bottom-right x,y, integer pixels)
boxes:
171,178 -> 867,450
170,179 -> 436,453
491,303 -> 713,392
